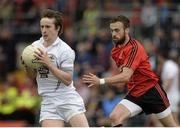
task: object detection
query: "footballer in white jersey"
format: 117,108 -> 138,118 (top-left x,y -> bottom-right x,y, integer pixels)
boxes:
32,37 -> 87,124
32,37 -> 76,96
22,9 -> 89,127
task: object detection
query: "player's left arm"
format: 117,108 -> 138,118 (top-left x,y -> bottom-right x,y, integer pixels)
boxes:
46,62 -> 72,86
34,48 -> 72,86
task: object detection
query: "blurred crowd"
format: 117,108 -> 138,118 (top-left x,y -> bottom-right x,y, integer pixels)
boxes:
0,0 -> 179,127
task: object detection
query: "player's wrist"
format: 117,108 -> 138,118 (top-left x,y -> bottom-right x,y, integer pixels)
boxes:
99,78 -> 105,85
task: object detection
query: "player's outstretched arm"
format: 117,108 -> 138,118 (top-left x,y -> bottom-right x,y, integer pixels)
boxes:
82,67 -> 134,87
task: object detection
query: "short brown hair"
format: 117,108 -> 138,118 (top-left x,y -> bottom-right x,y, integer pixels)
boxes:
110,15 -> 130,28
41,9 -> 63,36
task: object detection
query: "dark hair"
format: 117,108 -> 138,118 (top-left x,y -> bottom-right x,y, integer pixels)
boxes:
41,9 -> 63,36
110,15 -> 130,28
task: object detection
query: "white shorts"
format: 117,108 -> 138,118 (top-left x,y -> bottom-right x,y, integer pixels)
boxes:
39,92 -> 86,123
120,99 -> 172,119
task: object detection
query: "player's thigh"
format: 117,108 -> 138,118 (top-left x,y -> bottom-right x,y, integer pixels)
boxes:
69,113 -> 89,127
110,104 -> 130,123
110,99 -> 142,122
155,107 -> 178,127
41,119 -> 64,127
158,113 -> 178,127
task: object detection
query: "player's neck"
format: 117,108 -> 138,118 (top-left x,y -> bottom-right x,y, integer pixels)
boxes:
43,38 -> 57,47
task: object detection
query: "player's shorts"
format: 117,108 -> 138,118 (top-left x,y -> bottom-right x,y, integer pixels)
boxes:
119,83 -> 171,119
39,92 -> 86,123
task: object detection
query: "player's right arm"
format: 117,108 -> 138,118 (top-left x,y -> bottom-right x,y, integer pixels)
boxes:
82,66 -> 133,87
105,67 -> 133,84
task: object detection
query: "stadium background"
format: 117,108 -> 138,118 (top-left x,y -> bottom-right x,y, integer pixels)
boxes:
0,0 -> 179,127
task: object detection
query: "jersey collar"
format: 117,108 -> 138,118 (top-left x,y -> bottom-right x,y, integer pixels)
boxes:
40,37 -> 61,47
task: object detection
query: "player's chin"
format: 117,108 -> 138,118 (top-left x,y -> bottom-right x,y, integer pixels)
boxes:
112,39 -> 119,44
42,36 -> 48,41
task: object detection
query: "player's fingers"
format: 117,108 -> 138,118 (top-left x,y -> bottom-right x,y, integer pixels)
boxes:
89,73 -> 95,76
37,48 -> 44,54
82,78 -> 93,83
83,74 -> 91,78
34,50 -> 41,56
34,52 -> 42,60
88,84 -> 94,88
83,75 -> 94,80
82,76 -> 94,81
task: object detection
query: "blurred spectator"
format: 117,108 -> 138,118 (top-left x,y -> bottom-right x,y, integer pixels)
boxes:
95,86 -> 121,127
130,0 -> 142,38
0,71 -> 40,126
158,0 -> 171,30
140,0 -> 158,40
101,87 -> 121,118
102,0 -> 120,14
85,87 -> 102,126
75,42 -> 93,64
143,39 -> 157,71
0,0 -> 14,25
91,42 -> 110,74
95,28 -> 112,55
63,27 -> 78,51
169,27 -> 180,58
0,26 -> 16,81
75,77 -> 91,105
153,27 -> 170,55
159,51 -> 180,124
80,0 -> 100,38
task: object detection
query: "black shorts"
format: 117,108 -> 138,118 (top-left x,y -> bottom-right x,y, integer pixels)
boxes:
125,83 -> 170,115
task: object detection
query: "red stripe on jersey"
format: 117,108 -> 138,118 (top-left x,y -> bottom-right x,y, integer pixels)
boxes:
125,39 -> 138,68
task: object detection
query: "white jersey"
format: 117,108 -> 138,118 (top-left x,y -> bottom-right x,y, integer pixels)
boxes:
161,60 -> 179,112
32,37 -> 76,97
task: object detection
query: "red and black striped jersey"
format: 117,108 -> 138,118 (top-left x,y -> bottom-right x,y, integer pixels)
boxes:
111,37 -> 159,97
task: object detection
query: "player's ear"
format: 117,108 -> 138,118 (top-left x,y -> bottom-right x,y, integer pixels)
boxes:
57,26 -> 60,32
56,25 -> 63,35
125,28 -> 129,34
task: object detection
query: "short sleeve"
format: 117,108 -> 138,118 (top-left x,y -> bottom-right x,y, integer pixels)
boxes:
60,49 -> 75,73
123,42 -> 143,71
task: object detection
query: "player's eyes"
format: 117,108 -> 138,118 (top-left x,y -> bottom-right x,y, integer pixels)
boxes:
41,25 -> 51,29
110,29 -> 120,33
114,29 -> 120,32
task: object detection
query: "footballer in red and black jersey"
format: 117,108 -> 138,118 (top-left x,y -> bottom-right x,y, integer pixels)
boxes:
111,37 -> 159,97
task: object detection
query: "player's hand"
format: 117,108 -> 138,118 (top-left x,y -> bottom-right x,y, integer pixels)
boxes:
82,73 -> 100,87
34,48 -> 51,66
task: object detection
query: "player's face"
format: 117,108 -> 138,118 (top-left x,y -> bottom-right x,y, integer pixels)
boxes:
40,18 -> 59,43
110,22 -> 126,46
